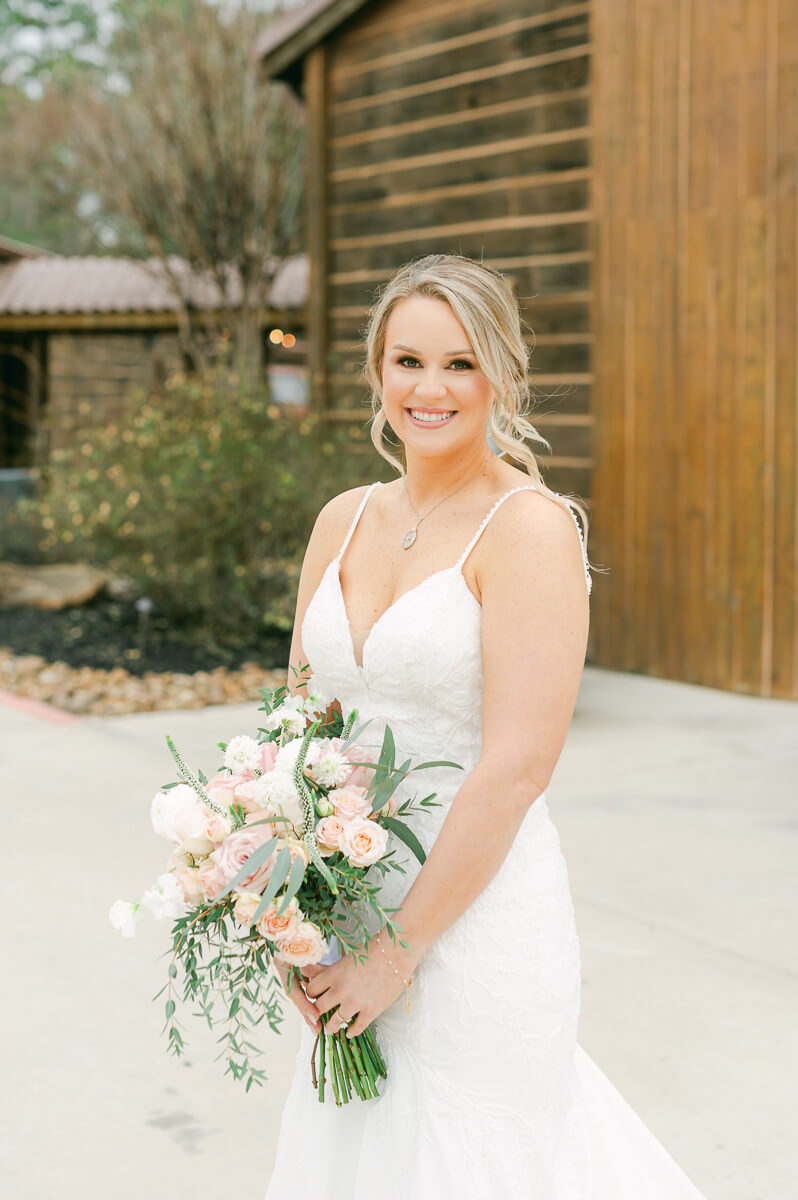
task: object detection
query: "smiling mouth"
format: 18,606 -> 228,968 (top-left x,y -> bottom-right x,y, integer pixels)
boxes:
405,408 -> 457,425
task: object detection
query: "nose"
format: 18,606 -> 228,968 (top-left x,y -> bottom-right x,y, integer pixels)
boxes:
414,374 -> 448,401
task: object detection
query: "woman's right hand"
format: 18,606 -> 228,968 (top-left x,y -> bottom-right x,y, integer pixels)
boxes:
276,959 -> 322,1034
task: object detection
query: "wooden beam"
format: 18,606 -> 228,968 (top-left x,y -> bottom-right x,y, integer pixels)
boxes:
304,45 -> 329,417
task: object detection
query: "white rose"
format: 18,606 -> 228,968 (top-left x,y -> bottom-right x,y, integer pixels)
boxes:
108,899 -> 143,938
140,872 -> 189,921
251,771 -> 304,834
151,783 -> 207,845
223,734 -> 262,774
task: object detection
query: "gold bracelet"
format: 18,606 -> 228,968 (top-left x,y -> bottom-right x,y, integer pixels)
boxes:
374,934 -> 414,1012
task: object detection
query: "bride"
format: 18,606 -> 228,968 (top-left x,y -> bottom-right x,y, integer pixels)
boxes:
264,253 -> 708,1198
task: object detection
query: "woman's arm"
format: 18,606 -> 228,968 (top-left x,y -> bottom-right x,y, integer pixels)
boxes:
305,491 -> 591,1036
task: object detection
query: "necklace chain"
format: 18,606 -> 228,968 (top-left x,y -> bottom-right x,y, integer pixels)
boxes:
400,453 -> 493,550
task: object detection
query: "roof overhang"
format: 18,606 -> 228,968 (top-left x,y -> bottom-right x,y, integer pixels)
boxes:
254,0 -> 373,93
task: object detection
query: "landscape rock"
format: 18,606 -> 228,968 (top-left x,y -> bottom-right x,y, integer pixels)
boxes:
0,562 -> 109,610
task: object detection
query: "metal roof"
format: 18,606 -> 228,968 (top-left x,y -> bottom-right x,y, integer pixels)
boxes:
0,252 -> 308,317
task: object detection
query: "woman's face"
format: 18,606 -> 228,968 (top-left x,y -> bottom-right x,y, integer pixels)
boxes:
380,295 -> 495,457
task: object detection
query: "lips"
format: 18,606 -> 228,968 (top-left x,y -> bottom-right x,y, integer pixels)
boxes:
405,408 -> 457,428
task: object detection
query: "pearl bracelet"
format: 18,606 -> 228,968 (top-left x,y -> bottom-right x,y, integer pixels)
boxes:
375,934 -> 414,1011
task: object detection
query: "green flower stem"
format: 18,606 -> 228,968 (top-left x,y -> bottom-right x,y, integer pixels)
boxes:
336,1035 -> 359,1101
326,1033 -> 342,1106
328,1031 -> 345,1105
363,1027 -> 388,1078
318,1026 -> 327,1103
349,1035 -> 378,1096
337,1034 -> 366,1100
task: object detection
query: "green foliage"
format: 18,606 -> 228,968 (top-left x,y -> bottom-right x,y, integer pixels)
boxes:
15,360 -> 367,634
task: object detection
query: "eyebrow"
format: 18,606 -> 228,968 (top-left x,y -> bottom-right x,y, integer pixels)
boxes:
391,343 -> 475,356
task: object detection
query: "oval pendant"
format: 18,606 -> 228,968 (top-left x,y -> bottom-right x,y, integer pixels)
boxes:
401,528 -> 417,549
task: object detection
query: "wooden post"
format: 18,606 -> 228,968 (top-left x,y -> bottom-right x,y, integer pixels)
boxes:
304,45 -> 328,423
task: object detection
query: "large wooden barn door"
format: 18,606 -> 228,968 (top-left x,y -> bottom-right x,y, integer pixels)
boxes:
591,0 -> 798,698
307,0 -> 593,507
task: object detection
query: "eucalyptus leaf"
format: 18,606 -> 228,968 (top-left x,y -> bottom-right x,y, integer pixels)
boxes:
381,816 -> 426,865
409,759 -> 464,771
276,853 -> 307,914
251,846 -> 293,922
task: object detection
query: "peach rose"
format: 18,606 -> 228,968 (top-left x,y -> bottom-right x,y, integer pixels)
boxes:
195,856 -> 228,902
329,784 -> 372,822
210,822 -> 277,894
339,816 -> 389,868
274,919 -> 328,967
203,809 -> 233,844
232,890 -> 262,928
315,814 -> 346,857
174,861 -> 206,905
255,896 -> 303,943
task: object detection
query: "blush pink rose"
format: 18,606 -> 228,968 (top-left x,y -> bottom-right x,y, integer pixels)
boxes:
210,822 -> 277,894
315,815 -> 346,857
329,784 -> 372,822
339,817 -> 389,867
340,742 -> 378,790
274,920 -> 327,967
206,770 -> 248,808
255,896 -> 303,943
257,741 -> 279,773
232,780 -> 261,815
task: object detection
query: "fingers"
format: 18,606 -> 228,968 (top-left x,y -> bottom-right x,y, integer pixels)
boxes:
326,1005 -> 357,1037
276,961 -> 321,1033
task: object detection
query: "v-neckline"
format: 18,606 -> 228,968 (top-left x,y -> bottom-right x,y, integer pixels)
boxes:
330,557 -> 480,675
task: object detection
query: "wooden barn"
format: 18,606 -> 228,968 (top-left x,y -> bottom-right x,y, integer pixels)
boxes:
257,0 -> 798,701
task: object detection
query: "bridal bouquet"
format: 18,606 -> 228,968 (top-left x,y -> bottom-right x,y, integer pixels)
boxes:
109,664 -> 460,1103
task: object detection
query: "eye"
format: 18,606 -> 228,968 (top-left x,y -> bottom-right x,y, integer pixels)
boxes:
396,356 -> 474,369
449,359 -> 474,370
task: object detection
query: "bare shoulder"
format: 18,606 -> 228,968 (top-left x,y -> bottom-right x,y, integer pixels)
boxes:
477,486 -> 588,597
308,483 -> 374,562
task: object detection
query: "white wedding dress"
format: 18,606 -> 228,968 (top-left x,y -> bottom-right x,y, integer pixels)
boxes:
264,481 -> 708,1199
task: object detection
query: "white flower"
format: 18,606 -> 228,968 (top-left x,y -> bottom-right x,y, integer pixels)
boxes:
313,751 -> 352,788
274,736 -> 322,776
151,783 -> 206,845
251,770 -> 304,834
108,899 -> 144,938
306,673 -> 336,710
223,734 -> 262,774
261,694 -> 308,737
140,872 -> 189,921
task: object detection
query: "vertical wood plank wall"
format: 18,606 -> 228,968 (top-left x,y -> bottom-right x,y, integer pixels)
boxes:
591,0 -> 798,698
307,0 -> 594,501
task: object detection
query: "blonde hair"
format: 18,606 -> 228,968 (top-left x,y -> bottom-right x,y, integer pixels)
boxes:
360,252 -> 597,578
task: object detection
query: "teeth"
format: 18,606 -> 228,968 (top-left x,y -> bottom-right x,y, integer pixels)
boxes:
408,409 -> 455,423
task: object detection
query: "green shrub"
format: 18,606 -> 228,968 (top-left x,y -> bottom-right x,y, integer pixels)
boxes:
16,363 -> 376,635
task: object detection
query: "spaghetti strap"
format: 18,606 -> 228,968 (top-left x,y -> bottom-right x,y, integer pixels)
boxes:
335,481 -> 383,563
456,485 -> 592,596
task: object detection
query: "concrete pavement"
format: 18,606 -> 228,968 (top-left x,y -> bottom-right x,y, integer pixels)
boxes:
0,666 -> 795,1199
